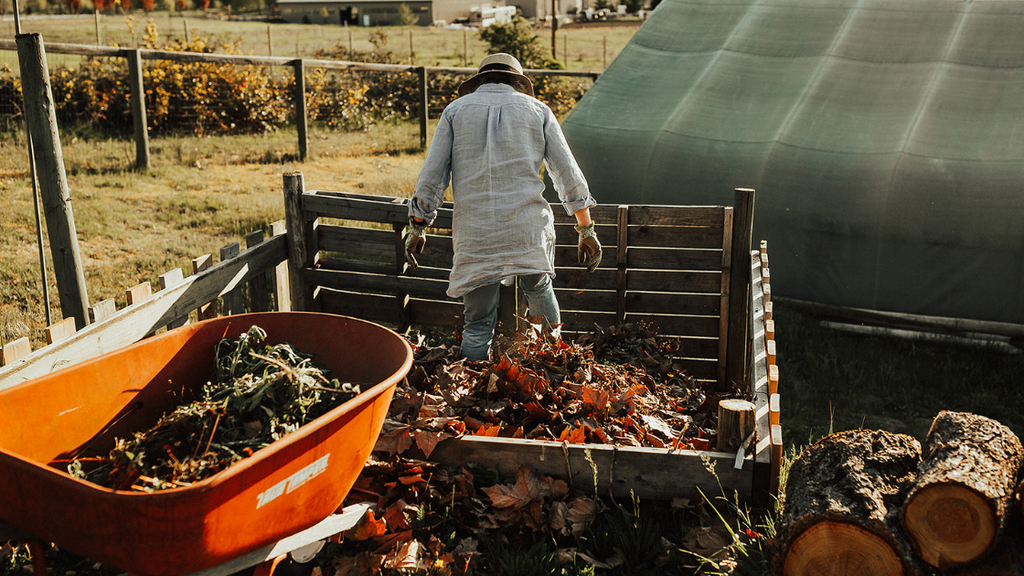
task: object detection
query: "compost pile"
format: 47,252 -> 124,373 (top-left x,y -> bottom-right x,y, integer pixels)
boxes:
376,322 -> 750,458
67,326 -> 361,492
320,323 -> 762,575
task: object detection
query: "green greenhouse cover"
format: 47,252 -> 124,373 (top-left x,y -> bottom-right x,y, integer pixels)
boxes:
562,0 -> 1024,324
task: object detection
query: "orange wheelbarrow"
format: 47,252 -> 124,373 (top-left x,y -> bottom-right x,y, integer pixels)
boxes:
0,313 -> 412,576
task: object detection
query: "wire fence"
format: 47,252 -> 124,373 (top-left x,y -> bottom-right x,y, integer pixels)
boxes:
0,37 -> 597,166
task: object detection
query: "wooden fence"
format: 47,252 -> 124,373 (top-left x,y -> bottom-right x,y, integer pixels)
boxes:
0,173 -> 782,504
0,37 -> 600,167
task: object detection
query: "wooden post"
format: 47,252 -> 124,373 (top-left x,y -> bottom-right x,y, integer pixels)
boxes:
418,66 -> 428,149
293,59 -> 308,161
127,48 -> 150,171
283,172 -> 316,311
716,399 -> 755,452
463,28 -> 468,66
603,35 -> 606,68
725,187 -> 754,388
183,16 -> 189,41
550,0 -> 557,59
348,24 -> 353,55
16,33 -> 90,330
615,205 -> 627,323
94,10 -> 100,45
267,25 -> 272,56
408,29 -> 414,63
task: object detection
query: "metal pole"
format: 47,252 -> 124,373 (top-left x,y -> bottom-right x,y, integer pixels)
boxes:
12,0 -> 52,327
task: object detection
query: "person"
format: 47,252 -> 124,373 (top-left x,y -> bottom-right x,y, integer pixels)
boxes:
404,52 -> 601,361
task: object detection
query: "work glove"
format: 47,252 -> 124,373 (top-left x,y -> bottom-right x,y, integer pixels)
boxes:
575,223 -> 602,273
404,218 -> 427,269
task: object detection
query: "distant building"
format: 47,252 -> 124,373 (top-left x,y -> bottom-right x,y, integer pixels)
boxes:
276,0 -> 511,26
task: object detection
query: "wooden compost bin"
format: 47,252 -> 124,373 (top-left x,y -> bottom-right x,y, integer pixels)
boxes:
282,173 -> 782,504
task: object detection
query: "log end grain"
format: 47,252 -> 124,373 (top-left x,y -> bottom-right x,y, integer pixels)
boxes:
903,483 -> 996,568
783,520 -> 905,576
904,411 -> 1023,569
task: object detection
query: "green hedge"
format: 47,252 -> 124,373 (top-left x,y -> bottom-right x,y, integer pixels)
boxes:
0,30 -> 588,137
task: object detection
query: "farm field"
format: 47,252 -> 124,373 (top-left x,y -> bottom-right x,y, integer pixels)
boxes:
0,12 -> 639,72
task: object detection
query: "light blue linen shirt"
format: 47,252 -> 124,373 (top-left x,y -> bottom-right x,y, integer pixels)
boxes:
409,83 -> 596,298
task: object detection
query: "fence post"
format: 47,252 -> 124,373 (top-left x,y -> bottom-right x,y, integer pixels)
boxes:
127,48 -> 151,171
418,66 -> 428,149
725,187 -> 755,390
283,172 -> 316,311
16,33 -> 90,330
293,59 -> 308,161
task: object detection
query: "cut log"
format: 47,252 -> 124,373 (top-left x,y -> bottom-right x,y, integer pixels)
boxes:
716,399 -> 755,452
947,524 -> 1024,576
902,411 -> 1023,570
774,429 -> 926,576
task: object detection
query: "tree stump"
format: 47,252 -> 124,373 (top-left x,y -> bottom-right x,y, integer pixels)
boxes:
716,399 -> 755,452
774,429 -> 926,576
902,411 -> 1023,570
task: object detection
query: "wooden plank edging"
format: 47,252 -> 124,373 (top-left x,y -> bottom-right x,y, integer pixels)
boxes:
429,435 -> 754,502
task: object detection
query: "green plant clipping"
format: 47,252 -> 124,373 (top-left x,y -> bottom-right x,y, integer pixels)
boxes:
67,325 -> 361,492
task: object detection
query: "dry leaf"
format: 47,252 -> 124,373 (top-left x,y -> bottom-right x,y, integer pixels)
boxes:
331,552 -> 382,576
385,540 -> 420,571
347,508 -> 386,541
566,497 -> 598,535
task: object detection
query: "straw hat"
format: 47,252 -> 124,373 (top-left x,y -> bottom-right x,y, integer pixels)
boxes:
457,53 -> 535,97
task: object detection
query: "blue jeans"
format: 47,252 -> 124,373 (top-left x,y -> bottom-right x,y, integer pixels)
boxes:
460,273 -> 560,361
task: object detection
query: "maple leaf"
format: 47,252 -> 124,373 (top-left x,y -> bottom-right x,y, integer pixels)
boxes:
412,429 -> 450,458
482,478 -> 532,510
347,508 -> 387,541
374,423 -> 413,455
476,424 -> 501,437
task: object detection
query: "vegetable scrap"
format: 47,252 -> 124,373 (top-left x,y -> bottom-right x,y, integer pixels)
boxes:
66,325 -> 361,492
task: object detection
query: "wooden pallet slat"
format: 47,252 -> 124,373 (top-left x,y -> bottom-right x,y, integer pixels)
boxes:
159,268 -> 188,329
88,298 -> 117,324
245,230 -> 270,313
45,317 -> 78,345
1,337 -> 31,367
126,282 -> 152,306
192,254 -> 219,320
623,291 -> 721,316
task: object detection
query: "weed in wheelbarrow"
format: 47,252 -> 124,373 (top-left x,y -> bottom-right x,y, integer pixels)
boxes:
66,325 -> 362,491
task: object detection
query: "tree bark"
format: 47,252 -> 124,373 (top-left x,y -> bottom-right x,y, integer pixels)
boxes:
902,411 -> 1023,570
774,429 -> 926,576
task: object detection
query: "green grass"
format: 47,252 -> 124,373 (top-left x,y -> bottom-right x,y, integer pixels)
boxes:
774,301 -> 1024,449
